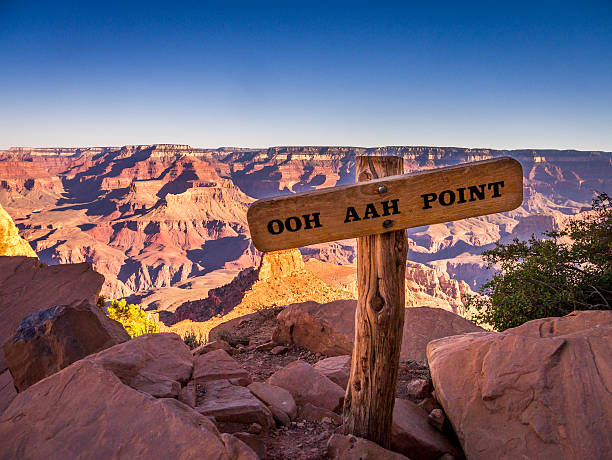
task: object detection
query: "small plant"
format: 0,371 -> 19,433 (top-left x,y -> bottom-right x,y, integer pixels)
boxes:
107,298 -> 160,338
96,295 -> 106,309
182,330 -> 204,350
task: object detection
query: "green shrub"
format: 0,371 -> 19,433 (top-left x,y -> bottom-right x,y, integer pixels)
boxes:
182,330 -> 205,350
107,298 -> 160,338
466,192 -> 611,331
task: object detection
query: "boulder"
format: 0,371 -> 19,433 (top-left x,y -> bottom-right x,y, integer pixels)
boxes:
0,360 -> 250,459
401,307 -> 484,362
405,379 -> 433,400
391,398 -> 463,460
0,370 -> 16,415
327,434 -> 410,460
233,432 -> 266,459
3,303 -> 129,391
179,380 -> 196,407
193,340 -> 236,356
221,433 -> 260,460
194,349 -> 252,386
426,310 -> 612,460
0,257 -> 105,375
87,333 -> 194,398
267,360 -> 344,412
196,379 -> 274,430
247,381 -> 297,419
0,204 -> 36,257
313,355 -> 351,389
272,300 -> 355,356
273,302 -> 483,362
298,403 -> 342,425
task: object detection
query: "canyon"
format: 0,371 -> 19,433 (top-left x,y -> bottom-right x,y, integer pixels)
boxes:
1,144 -> 610,326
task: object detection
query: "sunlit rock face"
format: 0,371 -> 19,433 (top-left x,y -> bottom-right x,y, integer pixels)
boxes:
0,144 -> 609,304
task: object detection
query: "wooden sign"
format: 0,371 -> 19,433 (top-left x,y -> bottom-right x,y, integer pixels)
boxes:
247,157 -> 523,252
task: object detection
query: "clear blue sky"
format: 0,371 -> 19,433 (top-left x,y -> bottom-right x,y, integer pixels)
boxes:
1,1 -> 611,150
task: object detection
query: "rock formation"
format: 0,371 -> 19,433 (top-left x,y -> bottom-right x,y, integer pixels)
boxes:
2,144 -> 607,303
273,301 -> 484,362
426,310 -> 612,460
0,256 -> 105,414
3,302 -> 129,391
0,204 -> 36,257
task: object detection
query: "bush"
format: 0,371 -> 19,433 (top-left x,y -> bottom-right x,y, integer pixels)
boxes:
107,299 -> 160,338
466,193 -> 611,330
182,330 -> 205,350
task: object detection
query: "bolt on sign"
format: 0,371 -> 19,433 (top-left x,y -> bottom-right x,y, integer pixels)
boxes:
247,157 -> 524,252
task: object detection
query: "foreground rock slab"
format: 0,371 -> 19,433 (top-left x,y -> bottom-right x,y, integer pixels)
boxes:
273,302 -> 483,362
194,348 -> 252,386
391,398 -> 463,460
196,379 -> 274,430
87,332 -> 193,398
328,434 -> 410,460
267,360 -> 344,412
4,303 -> 129,391
0,360 -> 255,459
247,381 -> 297,420
313,355 -> 351,389
427,310 -> 612,460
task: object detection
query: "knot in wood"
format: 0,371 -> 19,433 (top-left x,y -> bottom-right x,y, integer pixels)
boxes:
371,293 -> 385,312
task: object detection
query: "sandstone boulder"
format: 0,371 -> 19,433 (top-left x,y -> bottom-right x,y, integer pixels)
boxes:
0,204 -> 36,257
247,381 -> 297,420
273,302 -> 483,362
221,433 -> 260,460
4,302 -> 129,391
328,434 -> 410,460
426,310 -> 612,460
0,257 -> 105,374
313,355 -> 351,389
0,360 -> 253,459
267,360 -> 345,412
298,403 -> 342,425
193,340 -> 236,356
273,300 -> 355,356
196,379 -> 274,431
87,332 -> 193,398
391,398 -> 463,460
194,349 -> 252,386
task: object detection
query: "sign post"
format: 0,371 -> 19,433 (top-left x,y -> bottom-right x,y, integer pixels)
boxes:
247,156 -> 523,446
342,155 -> 408,447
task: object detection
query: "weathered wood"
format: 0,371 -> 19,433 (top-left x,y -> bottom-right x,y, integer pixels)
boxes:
247,157 -> 523,252
342,156 -> 408,448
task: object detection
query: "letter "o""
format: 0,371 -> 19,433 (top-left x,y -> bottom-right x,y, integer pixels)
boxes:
267,219 -> 284,235
285,216 -> 302,232
439,190 -> 456,206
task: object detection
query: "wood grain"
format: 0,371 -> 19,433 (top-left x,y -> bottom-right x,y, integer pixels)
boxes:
247,157 -> 523,252
342,156 -> 408,447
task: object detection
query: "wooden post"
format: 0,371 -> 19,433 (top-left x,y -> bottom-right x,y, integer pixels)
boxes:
343,155 -> 408,448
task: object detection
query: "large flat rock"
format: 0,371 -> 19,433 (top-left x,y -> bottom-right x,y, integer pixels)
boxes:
267,360 -> 345,413
87,332 -> 193,398
193,348 -> 251,385
0,360 -> 250,459
196,379 -> 274,430
273,302 -> 483,362
427,310 -> 612,460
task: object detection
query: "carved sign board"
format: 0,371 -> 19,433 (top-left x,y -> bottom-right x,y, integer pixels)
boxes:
247,157 -> 523,252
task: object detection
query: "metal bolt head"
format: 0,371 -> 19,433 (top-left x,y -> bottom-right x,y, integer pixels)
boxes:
383,219 -> 393,229
378,185 -> 388,194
